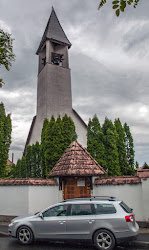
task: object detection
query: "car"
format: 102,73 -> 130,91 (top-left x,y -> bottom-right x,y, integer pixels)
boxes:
8,196 -> 139,250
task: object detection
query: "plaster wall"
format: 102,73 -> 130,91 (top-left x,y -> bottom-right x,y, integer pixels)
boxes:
141,179 -> 149,221
0,182 -> 149,221
71,110 -> 87,147
93,183 -> 144,221
0,186 -> 28,216
28,186 -> 60,214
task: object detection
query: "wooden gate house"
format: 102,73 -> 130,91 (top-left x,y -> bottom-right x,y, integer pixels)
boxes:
49,141 -> 106,200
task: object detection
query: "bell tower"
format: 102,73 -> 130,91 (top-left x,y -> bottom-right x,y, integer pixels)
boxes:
36,7 -> 72,121
25,8 -> 87,151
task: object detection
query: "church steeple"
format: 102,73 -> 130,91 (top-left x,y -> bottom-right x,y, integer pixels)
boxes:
36,7 -> 71,54
37,8 -> 71,74
25,8 -> 87,154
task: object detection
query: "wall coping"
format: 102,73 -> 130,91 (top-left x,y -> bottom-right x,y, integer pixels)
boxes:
94,176 -> 141,185
0,178 -> 58,186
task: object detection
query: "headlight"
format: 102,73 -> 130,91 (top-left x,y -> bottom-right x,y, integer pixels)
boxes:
9,221 -> 15,227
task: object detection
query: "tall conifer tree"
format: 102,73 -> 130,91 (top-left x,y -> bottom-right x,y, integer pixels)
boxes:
25,145 -> 32,177
0,103 -> 11,177
41,115 -> 77,177
44,116 -> 56,175
41,118 -> 50,178
87,115 -> 106,169
114,118 -> 127,175
31,142 -> 42,177
124,123 -> 135,175
102,117 -> 121,176
62,114 -> 77,151
21,156 -> 27,178
15,159 -> 22,178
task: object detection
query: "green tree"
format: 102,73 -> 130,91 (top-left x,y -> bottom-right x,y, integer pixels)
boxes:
31,142 -> 42,178
46,117 -> 64,173
87,115 -> 106,169
25,145 -> 32,177
124,122 -> 135,175
102,117 -> 121,176
21,156 -> 27,178
20,115 -> 77,179
0,29 -> 15,87
7,163 -> 16,178
98,0 -> 140,17
41,115 -> 77,177
142,162 -> 149,169
42,116 -> 55,177
135,161 -> 139,169
62,114 -> 77,151
114,118 -> 127,175
15,159 -> 22,178
41,118 -> 50,178
0,103 -> 11,177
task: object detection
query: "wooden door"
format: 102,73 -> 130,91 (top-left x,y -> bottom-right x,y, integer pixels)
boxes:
63,177 -> 91,200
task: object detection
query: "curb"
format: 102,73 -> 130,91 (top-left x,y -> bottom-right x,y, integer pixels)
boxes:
131,241 -> 149,249
0,231 -> 8,237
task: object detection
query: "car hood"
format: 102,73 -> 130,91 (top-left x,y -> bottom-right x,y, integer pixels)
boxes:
11,213 -> 37,222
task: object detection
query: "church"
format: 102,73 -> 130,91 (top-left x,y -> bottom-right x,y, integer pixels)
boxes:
24,7 -> 87,152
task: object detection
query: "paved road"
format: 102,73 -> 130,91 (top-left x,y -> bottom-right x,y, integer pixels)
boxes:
0,237 -> 146,250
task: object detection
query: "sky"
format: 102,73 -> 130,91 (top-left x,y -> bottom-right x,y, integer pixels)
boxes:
0,0 -> 149,166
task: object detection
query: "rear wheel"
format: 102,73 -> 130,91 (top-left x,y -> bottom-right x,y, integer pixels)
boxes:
17,226 -> 33,245
93,229 -> 115,250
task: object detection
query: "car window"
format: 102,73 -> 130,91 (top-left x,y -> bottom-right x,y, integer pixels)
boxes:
94,204 -> 116,214
70,204 -> 93,216
43,205 -> 68,217
120,201 -> 132,213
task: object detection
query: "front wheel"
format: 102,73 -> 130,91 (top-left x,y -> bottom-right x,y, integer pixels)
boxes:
17,226 -> 33,245
93,229 -> 115,250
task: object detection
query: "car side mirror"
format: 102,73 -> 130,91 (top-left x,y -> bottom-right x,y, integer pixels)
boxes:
39,213 -> 44,219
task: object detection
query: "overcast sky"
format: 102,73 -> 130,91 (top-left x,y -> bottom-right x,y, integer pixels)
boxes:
0,0 -> 149,166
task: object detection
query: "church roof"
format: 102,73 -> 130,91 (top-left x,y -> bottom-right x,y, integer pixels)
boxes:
36,7 -> 71,54
49,141 -> 106,177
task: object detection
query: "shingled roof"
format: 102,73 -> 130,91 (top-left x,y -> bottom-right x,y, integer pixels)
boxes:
94,176 -> 141,185
137,168 -> 149,179
49,141 -> 106,177
36,7 -> 71,54
0,178 -> 58,186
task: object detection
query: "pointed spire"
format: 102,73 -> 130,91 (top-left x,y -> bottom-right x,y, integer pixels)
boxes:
36,7 -> 71,54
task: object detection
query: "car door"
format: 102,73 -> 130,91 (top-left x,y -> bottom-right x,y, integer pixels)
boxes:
66,203 -> 95,240
35,204 -> 68,239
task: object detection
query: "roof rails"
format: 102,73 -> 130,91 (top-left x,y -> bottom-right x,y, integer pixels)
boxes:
62,196 -> 117,202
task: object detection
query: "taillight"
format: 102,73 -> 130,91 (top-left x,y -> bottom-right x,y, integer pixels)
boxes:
125,215 -> 134,222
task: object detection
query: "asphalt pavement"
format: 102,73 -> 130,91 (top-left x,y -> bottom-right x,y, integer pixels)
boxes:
0,223 -> 149,249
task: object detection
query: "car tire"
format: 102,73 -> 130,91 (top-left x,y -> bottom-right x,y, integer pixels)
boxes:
17,226 -> 33,245
93,229 -> 115,250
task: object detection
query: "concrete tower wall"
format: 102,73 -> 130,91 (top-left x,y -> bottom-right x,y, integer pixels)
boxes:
37,63 -> 72,119
26,8 -> 87,150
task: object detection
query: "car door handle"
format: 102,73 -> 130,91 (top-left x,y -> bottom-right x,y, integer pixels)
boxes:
59,221 -> 66,224
87,220 -> 95,224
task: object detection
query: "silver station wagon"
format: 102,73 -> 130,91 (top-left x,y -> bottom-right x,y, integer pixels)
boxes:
8,196 -> 139,250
